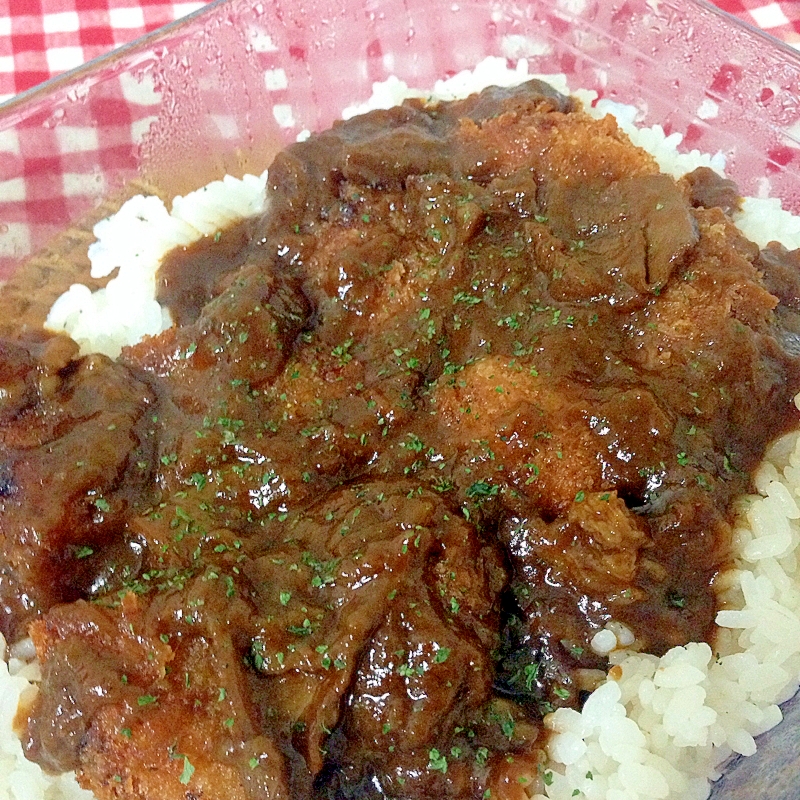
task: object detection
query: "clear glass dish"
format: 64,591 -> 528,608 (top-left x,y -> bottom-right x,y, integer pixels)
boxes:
2,0 -> 800,796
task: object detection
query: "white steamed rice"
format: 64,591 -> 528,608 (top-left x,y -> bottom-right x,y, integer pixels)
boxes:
1,56 -> 799,800
44,171 -> 270,359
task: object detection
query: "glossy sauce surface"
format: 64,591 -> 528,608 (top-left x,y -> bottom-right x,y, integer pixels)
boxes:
3,82 -> 800,800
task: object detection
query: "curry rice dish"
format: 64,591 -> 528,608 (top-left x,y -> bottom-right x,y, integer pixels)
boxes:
2,80 -> 800,799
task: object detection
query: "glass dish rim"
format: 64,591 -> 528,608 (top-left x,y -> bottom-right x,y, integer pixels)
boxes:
2,1 -> 800,797
3,0 -> 800,120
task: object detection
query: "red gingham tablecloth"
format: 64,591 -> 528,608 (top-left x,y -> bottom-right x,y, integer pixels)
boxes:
720,0 -> 800,45
0,0 -> 207,103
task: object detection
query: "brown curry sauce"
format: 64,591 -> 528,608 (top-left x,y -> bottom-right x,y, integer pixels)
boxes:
2,81 -> 800,799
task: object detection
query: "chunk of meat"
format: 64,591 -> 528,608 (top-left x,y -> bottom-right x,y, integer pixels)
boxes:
758,241 -> 800,310
544,173 -> 698,297
244,481 -> 504,792
126,261 -> 312,515
0,335 -> 156,640
756,242 -> 800,357
681,166 -> 742,216
132,260 -> 309,398
26,593 -> 292,800
504,492 -> 648,598
490,493 -> 648,715
319,601 -> 492,799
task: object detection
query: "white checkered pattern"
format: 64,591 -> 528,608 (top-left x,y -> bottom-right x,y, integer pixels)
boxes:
0,1 -> 207,104
716,0 -> 800,46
